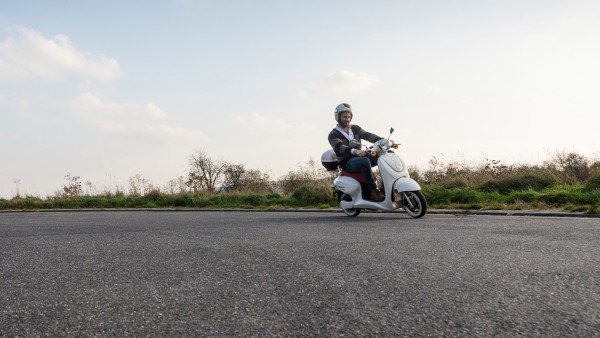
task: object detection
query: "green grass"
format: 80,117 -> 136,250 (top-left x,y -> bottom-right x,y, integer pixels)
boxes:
0,187 -> 338,211
2,183 -> 598,214
421,184 -> 600,214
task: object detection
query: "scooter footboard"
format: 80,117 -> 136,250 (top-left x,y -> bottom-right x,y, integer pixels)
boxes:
392,178 -> 421,192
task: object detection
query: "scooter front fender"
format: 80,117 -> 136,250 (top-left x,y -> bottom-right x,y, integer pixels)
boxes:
393,177 -> 421,192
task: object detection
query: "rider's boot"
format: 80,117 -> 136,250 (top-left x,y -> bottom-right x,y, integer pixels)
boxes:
370,190 -> 385,201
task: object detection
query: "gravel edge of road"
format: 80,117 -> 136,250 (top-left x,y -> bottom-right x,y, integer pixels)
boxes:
0,208 -> 598,218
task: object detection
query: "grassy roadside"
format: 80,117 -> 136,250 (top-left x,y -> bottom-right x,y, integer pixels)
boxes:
0,186 -> 337,211
1,183 -> 599,214
423,185 -> 600,214
2,152 -> 599,214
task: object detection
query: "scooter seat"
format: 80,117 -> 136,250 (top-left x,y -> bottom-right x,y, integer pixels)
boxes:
340,170 -> 373,183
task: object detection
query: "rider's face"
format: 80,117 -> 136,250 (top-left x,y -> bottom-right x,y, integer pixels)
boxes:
338,112 -> 352,128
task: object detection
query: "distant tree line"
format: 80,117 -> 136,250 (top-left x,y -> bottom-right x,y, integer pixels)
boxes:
52,149 -> 300,198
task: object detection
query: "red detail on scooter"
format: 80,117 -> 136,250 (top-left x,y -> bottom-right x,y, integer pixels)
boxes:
340,170 -> 374,183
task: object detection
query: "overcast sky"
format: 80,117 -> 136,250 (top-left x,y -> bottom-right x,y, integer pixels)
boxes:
1,0 -> 599,198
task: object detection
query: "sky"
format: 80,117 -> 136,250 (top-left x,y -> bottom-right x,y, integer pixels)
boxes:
1,0 -> 599,198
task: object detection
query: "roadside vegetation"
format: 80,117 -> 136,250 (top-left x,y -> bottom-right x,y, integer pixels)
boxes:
415,152 -> 600,214
1,150 -> 599,214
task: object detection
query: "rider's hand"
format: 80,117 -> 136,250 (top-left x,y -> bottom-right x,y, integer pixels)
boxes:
355,149 -> 367,157
390,139 -> 396,146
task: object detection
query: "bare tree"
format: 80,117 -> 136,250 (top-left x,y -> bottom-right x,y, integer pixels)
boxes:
544,151 -> 590,183
62,173 -> 82,197
241,168 -> 272,194
128,173 -> 154,196
279,159 -> 332,194
164,175 -> 188,194
223,164 -> 246,192
102,174 -> 125,196
187,150 -> 229,193
84,180 -> 96,196
223,164 -> 273,194
13,179 -> 21,198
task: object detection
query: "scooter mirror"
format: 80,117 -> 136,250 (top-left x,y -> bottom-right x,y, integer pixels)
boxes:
390,127 -> 395,135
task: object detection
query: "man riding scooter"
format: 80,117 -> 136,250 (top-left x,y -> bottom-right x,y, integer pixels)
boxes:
327,103 -> 392,201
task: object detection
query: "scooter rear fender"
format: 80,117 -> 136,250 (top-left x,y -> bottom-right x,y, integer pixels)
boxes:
333,176 -> 361,196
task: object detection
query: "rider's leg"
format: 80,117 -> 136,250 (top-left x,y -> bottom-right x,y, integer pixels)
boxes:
345,157 -> 376,191
345,157 -> 381,197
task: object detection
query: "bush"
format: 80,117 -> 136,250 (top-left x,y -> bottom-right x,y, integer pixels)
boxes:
440,179 -> 468,189
240,193 -> 266,206
80,196 -> 103,208
507,190 -> 539,203
6,196 -> 46,209
291,184 -> 336,206
479,172 -> 555,193
144,189 -> 163,201
172,194 -> 194,207
279,159 -> 333,195
266,193 -> 282,200
422,186 -> 482,205
539,190 -> 571,206
585,174 -> 600,191
590,161 -> 600,176
544,151 -> 594,183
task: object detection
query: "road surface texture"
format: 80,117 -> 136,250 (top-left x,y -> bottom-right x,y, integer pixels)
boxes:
1,211 -> 599,336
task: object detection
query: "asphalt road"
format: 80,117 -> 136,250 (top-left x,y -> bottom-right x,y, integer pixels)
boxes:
1,211 -> 599,336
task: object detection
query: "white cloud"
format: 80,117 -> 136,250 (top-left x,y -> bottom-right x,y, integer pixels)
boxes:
0,26 -> 122,81
12,98 -> 43,117
296,88 -> 308,97
234,112 -> 315,133
71,92 -> 206,142
429,85 -> 442,96
299,70 -> 381,96
74,92 -> 167,119
325,70 -> 382,93
235,112 -> 290,129
96,121 -> 201,142
0,97 -> 44,118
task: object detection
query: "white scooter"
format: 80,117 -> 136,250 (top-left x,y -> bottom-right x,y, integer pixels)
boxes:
321,128 -> 427,218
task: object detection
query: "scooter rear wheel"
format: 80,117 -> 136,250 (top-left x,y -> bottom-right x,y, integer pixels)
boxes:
338,192 -> 361,217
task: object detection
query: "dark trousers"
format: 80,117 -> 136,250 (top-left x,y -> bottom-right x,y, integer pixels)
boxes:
344,154 -> 378,191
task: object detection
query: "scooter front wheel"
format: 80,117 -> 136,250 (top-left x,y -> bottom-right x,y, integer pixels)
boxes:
338,192 -> 361,217
402,191 -> 427,218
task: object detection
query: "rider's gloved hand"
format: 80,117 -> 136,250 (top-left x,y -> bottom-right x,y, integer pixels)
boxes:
352,149 -> 367,157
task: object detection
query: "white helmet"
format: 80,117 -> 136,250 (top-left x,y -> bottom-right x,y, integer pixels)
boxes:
321,149 -> 339,171
334,103 -> 352,122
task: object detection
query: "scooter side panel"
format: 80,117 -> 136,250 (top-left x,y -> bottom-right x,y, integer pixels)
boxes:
333,176 -> 362,196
